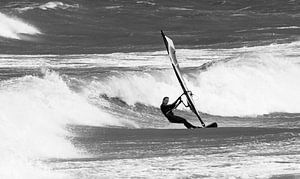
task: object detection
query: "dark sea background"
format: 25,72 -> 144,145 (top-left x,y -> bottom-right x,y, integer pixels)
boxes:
1,0 -> 300,54
0,0 -> 299,178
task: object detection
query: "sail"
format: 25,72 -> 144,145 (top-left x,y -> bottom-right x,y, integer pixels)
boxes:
161,31 -> 206,127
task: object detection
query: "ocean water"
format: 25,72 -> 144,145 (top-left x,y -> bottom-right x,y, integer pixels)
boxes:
0,0 -> 299,178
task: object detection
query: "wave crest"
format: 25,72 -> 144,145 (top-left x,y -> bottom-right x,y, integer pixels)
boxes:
15,1 -> 79,12
0,12 -> 41,40
87,52 -> 300,117
0,71 -> 137,178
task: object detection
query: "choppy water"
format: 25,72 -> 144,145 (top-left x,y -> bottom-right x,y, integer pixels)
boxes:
0,0 -> 299,178
0,0 -> 299,54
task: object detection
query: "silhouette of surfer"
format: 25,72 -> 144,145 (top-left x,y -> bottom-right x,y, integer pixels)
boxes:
160,96 -> 198,129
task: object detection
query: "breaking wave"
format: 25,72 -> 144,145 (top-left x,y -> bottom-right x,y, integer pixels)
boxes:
0,71 -> 136,178
15,1 -> 79,12
87,51 -> 300,117
0,12 -> 41,40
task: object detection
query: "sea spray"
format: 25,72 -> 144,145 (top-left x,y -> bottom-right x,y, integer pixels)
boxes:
195,52 -> 300,116
88,51 -> 300,117
0,12 -> 41,40
15,1 -> 79,12
89,71 -> 181,106
0,70 -> 134,178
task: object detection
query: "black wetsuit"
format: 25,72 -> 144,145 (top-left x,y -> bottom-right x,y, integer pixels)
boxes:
160,101 -> 197,129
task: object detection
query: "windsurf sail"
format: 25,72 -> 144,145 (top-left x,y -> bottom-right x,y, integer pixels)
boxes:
161,30 -> 217,128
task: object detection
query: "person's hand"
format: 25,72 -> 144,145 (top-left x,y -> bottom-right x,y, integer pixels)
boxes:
176,95 -> 182,103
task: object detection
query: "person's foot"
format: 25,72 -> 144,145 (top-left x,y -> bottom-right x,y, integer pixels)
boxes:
188,126 -> 201,129
189,126 -> 200,129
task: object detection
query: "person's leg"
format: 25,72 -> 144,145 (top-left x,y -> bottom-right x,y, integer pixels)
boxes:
168,115 -> 197,129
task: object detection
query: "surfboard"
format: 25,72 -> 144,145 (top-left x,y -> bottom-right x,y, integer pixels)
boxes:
161,30 -> 217,128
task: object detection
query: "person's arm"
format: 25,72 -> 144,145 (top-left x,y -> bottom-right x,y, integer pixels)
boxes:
174,96 -> 182,109
170,96 -> 182,109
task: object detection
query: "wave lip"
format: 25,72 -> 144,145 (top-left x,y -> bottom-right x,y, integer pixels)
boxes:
15,1 -> 79,12
87,48 -> 300,117
0,12 -> 41,40
39,1 -> 79,10
0,70 -> 138,178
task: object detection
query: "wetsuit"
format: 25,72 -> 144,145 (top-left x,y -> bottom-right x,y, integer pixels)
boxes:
160,100 -> 197,129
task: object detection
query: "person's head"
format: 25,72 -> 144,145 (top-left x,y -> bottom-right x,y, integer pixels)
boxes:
162,97 -> 169,104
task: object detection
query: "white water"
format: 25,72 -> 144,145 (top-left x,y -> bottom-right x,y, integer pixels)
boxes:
88,49 -> 300,116
0,41 -> 299,178
39,1 -> 77,10
0,12 -> 41,40
0,71 -> 134,178
0,42 -> 299,117
194,53 -> 300,116
62,154 -> 299,178
88,70 -> 181,106
15,1 -> 79,12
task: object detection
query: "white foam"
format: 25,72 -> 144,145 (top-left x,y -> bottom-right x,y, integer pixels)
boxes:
1,41 -> 298,68
87,46 -> 300,116
0,12 -> 41,40
39,1 -> 79,10
56,154 -> 300,178
87,70 -> 182,106
194,53 -> 300,116
0,71 -> 134,178
0,42 -> 299,118
16,1 -> 79,12
136,1 -> 156,6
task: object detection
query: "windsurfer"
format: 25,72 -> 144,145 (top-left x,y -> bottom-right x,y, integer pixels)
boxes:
160,96 -> 199,129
